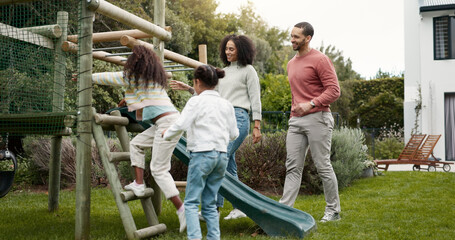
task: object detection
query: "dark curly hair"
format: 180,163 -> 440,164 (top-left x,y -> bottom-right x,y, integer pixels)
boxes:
124,45 -> 167,88
219,34 -> 256,67
194,64 -> 225,88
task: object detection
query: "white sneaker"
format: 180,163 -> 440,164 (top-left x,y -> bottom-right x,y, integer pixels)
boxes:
124,180 -> 145,197
198,210 -> 220,222
223,209 -> 246,220
177,208 -> 186,233
320,212 -> 341,222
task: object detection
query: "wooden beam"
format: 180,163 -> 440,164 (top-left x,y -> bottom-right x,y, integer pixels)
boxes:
0,0 -> 37,6
22,24 -> 62,39
87,0 -> 171,41
0,22 -> 54,49
120,35 -> 204,69
62,41 -> 127,66
67,28 -> 170,43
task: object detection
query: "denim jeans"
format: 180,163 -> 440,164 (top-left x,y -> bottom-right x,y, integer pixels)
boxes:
185,151 -> 228,240
216,107 -> 250,208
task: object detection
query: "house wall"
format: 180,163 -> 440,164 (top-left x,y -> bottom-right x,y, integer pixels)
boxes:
404,0 -> 455,160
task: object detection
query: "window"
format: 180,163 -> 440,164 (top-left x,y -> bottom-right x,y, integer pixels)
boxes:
433,16 -> 455,60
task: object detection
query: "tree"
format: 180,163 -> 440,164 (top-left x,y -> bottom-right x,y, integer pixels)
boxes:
317,44 -> 362,81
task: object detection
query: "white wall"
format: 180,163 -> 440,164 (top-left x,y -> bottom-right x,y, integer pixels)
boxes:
405,1 -> 455,160
404,0 -> 421,142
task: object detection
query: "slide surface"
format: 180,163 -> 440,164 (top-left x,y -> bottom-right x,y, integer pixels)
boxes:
173,137 -> 316,238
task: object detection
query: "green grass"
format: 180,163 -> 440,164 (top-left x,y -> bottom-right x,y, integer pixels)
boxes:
1,171 -> 454,239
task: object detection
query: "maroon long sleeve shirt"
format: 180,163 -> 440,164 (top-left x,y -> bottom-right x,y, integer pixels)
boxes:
287,49 -> 340,118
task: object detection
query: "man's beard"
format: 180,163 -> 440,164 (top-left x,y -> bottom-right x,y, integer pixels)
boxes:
293,41 -> 305,51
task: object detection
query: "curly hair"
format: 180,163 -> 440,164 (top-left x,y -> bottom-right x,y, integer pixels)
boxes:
219,34 -> 256,67
123,45 -> 167,88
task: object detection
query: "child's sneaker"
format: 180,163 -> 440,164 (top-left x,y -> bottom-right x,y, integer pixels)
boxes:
124,180 -> 145,197
177,208 -> 186,233
224,209 -> 246,220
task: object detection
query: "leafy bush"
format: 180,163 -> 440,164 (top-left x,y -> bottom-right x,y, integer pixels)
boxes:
233,127 -> 368,195
236,131 -> 287,195
374,125 -> 404,160
260,73 -> 291,112
21,136 -> 122,187
331,127 -> 368,189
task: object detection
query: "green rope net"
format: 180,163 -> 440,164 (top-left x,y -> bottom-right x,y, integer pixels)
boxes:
0,0 -> 78,138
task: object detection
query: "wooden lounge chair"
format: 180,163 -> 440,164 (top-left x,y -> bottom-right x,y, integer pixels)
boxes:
411,135 -> 453,172
374,134 -> 427,171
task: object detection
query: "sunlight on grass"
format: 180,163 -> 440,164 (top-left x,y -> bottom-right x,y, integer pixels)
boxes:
1,171 -> 454,239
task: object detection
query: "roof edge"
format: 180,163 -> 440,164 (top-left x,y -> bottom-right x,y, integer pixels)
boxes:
420,4 -> 455,12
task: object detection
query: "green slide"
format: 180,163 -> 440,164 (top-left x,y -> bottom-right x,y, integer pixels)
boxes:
173,137 -> 317,238
107,107 -> 316,237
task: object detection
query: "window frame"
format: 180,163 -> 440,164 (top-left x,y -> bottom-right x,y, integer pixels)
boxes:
433,16 -> 455,60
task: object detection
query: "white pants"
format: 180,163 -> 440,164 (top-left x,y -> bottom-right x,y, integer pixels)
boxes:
130,113 -> 182,199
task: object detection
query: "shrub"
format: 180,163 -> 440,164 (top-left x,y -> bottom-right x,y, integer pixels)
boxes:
331,127 -> 368,189
236,131 -> 287,195
22,136 -> 121,187
374,125 -> 404,160
234,127 -> 369,195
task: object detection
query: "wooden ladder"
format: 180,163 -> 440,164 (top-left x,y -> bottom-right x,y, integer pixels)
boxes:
91,108 -> 166,239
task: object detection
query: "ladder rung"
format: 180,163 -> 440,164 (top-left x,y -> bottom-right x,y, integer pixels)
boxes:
121,188 -> 154,201
109,152 -> 130,162
94,113 -> 129,126
134,224 -> 167,239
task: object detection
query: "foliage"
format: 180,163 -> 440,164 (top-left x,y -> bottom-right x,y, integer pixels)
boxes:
317,44 -> 362,81
21,136 -> 123,187
233,128 -> 368,195
331,127 -> 369,189
340,77 -> 404,128
260,73 -> 291,112
236,131 -> 287,195
353,91 -> 403,129
374,124 -> 404,160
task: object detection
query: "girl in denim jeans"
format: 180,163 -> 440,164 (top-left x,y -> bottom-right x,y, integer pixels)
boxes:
163,65 -> 239,240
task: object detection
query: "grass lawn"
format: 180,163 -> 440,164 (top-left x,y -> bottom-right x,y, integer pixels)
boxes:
1,171 -> 454,239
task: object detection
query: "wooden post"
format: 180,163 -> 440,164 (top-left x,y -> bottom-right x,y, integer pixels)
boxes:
198,44 -> 207,64
48,11 -> 68,213
87,0 -> 171,41
75,1 -> 94,239
150,0 -> 166,216
120,35 -> 204,68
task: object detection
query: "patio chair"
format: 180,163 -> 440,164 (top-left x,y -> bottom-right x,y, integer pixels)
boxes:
411,134 -> 453,172
374,134 -> 427,171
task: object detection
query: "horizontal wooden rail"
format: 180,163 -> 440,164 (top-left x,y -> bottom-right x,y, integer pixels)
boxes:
87,0 -> 171,41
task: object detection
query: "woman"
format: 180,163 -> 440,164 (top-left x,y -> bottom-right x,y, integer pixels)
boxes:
92,45 -> 186,232
170,34 -> 262,220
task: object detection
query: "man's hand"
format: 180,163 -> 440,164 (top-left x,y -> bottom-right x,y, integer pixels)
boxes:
293,102 -> 313,116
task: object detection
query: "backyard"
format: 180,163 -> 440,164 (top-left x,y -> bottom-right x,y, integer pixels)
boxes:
1,171 -> 454,240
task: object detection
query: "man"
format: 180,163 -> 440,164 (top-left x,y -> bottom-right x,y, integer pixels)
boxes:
279,22 -> 341,222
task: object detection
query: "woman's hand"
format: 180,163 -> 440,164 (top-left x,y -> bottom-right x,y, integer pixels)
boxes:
252,128 -> 262,143
252,120 -> 262,143
170,80 -> 194,94
118,99 -> 127,107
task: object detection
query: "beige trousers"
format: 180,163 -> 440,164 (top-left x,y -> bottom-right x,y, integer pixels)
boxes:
279,111 -> 341,214
129,113 -> 182,199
